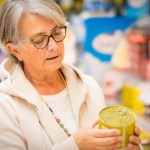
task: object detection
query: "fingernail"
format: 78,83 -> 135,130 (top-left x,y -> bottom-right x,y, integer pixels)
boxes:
116,130 -> 121,135
119,136 -> 123,141
129,136 -> 133,141
117,142 -> 121,147
128,143 -> 132,149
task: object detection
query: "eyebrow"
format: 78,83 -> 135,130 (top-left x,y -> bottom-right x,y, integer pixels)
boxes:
29,25 -> 58,39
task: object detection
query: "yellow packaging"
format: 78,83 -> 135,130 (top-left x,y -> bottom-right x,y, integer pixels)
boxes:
99,106 -> 135,150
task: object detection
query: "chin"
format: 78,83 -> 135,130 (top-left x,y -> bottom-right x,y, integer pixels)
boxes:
49,61 -> 63,71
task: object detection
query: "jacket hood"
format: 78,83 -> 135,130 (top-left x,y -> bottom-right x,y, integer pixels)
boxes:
0,57 -> 87,126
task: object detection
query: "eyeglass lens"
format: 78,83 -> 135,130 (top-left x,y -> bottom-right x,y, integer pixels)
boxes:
33,27 -> 66,49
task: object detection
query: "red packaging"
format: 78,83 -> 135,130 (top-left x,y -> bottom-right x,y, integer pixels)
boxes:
140,59 -> 150,80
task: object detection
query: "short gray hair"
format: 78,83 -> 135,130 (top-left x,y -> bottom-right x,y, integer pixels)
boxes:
0,0 -> 66,58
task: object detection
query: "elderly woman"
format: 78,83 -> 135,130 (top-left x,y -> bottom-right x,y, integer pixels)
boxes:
0,0 -> 142,150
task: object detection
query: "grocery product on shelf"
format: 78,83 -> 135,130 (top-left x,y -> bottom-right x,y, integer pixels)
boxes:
127,34 -> 149,76
95,0 -> 112,13
126,0 -> 149,17
82,0 -> 115,17
82,0 -> 95,12
73,0 -> 83,14
59,0 -> 74,12
0,0 -> 4,7
140,128 -> 150,149
121,79 -> 145,115
112,0 -> 125,16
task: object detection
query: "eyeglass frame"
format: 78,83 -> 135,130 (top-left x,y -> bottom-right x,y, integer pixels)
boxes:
21,26 -> 67,49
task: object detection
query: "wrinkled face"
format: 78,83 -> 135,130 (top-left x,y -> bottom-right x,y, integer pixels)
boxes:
18,14 -> 65,73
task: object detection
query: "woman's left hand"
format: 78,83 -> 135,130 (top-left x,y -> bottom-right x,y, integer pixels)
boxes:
127,125 -> 142,150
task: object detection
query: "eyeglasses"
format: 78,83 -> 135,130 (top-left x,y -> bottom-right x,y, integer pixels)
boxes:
21,26 -> 67,49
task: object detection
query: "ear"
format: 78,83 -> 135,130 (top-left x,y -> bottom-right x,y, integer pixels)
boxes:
6,43 -> 23,61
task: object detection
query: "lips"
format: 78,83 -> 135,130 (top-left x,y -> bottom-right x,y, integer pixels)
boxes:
46,55 -> 59,60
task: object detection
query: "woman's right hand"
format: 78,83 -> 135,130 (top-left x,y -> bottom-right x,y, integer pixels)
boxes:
73,117 -> 122,150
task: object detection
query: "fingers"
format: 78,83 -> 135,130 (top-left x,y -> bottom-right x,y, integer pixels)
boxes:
95,142 -> 121,150
93,129 -> 121,138
128,143 -> 140,150
129,135 -> 141,145
134,126 -> 141,136
94,136 -> 123,146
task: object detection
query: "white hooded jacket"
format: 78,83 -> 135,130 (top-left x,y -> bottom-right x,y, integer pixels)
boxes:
0,57 -> 107,150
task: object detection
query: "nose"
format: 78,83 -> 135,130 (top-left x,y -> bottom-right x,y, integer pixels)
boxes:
46,36 -> 58,51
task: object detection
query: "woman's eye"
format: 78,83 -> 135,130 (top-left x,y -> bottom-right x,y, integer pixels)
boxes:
34,40 -> 43,44
53,32 -> 61,36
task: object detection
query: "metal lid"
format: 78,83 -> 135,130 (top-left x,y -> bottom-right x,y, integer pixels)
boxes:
99,106 -> 136,127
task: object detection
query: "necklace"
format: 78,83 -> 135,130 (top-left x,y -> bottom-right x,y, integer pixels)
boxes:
37,69 -> 71,137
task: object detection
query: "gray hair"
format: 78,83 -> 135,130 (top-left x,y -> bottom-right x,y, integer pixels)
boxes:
0,0 -> 66,58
